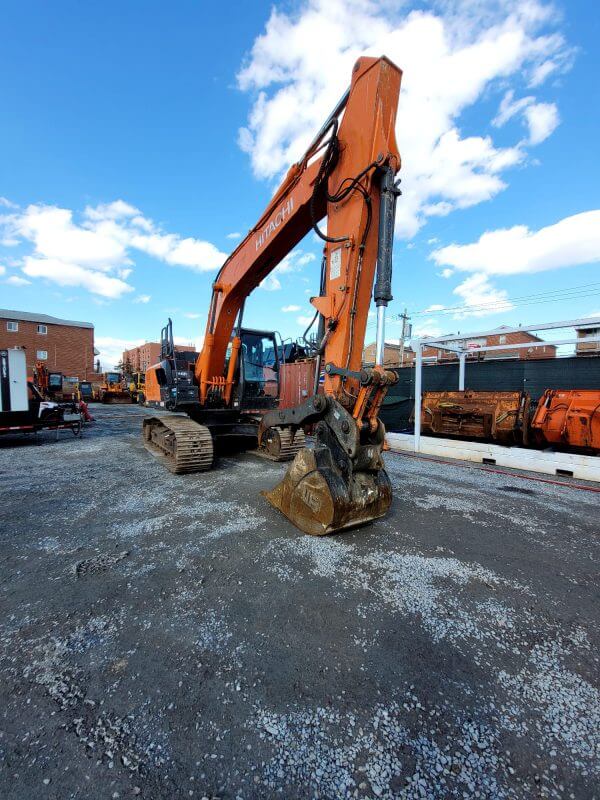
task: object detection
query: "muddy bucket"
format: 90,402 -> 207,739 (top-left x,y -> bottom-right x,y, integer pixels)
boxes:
262,446 -> 392,536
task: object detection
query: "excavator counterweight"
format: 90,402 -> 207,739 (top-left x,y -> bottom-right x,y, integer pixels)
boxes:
142,55 -> 403,535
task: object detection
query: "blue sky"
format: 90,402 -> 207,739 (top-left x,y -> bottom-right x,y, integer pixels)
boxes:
1,0 -> 599,368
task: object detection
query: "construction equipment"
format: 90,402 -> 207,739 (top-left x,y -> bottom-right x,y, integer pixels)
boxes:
33,361 -> 64,399
1,349 -> 83,437
419,390 -> 531,445
144,319 -> 206,412
143,55 -> 402,535
531,389 -> 600,452
99,371 -> 132,404
128,372 -> 146,404
75,381 -> 94,402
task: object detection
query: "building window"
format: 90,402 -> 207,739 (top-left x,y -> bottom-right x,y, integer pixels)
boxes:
6,321 -> 18,332
37,324 -> 47,334
499,335 -> 507,344
37,350 -> 48,360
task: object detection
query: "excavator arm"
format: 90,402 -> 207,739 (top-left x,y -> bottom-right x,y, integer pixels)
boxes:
196,56 -> 402,409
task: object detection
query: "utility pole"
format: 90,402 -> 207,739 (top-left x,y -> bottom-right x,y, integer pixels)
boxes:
398,308 -> 411,367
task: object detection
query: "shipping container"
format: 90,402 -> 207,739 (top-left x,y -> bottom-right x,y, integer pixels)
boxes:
279,359 -> 317,409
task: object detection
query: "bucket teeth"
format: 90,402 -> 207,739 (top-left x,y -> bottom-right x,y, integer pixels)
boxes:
262,446 -> 392,536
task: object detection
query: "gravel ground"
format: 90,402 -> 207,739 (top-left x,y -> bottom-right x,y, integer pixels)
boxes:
0,404 -> 598,800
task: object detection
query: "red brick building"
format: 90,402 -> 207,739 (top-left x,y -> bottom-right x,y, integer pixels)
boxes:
0,308 -> 96,378
363,341 -> 408,367
427,327 -> 557,361
575,322 -> 600,355
123,342 -> 198,372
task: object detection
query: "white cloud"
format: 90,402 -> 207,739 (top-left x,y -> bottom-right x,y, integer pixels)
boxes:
424,303 -> 445,312
19,205 -> 128,269
5,275 -> 31,286
493,89 -> 534,126
237,0 -> 572,237
523,101 -> 559,144
282,304 -> 301,312
258,247 -> 316,291
297,314 -> 315,327
23,257 -> 134,299
0,265 -> 5,276
84,199 -> 140,222
158,237 -> 225,271
296,253 -> 316,266
439,268 -> 454,278
0,199 -> 227,298
451,273 -> 514,318
183,311 -> 201,319
493,90 -> 559,144
260,274 -> 282,291
95,335 -> 144,371
0,197 -> 18,209
431,210 -> 600,276
411,318 -> 444,339
133,294 -> 151,304
226,231 -> 242,240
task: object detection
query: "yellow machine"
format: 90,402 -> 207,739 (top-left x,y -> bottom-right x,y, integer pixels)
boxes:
128,372 -> 146,404
99,372 -> 132,404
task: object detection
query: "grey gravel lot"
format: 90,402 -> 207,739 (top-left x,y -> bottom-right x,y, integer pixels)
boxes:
0,404 -> 598,800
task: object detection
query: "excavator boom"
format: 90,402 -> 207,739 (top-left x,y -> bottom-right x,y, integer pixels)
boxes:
197,56 -> 401,406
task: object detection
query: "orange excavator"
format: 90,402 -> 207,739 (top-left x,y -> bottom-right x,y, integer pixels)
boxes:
143,55 -> 402,535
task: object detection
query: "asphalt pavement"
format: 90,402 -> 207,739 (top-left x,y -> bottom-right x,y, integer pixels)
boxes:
0,404 -> 598,799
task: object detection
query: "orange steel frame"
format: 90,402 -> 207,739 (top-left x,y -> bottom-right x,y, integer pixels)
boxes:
195,56 -> 402,407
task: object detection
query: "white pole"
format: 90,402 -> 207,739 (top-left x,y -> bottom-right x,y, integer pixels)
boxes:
375,305 -> 386,365
459,352 -> 466,391
414,342 -> 422,453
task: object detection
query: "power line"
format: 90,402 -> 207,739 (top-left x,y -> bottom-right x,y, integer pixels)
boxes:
416,290 -> 600,318
404,280 -> 600,319
364,280 -> 600,333
367,295 -> 594,329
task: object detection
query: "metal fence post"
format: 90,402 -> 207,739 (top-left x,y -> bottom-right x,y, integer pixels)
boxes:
414,343 -> 422,452
459,352 -> 466,390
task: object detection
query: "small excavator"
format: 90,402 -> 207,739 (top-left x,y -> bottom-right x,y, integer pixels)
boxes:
143,55 -> 402,535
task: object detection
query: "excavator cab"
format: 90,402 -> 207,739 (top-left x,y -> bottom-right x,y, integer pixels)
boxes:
236,329 -> 280,410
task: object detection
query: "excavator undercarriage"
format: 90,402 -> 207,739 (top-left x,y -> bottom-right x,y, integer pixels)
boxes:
142,415 -> 306,473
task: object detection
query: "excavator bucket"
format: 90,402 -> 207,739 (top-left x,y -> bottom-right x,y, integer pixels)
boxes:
262,445 -> 392,536
103,393 -> 133,405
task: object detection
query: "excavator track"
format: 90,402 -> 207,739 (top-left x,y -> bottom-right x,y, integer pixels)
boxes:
258,426 -> 306,462
143,415 -> 213,474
